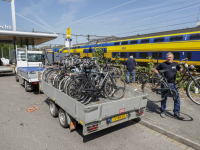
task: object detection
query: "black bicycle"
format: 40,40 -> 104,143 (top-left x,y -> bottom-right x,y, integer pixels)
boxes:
66,58 -> 126,104
142,58 -> 200,105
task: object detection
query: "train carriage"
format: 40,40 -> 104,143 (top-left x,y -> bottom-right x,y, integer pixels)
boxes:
60,27 -> 200,66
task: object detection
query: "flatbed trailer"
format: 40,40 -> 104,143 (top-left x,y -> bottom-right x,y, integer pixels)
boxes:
40,79 -> 148,136
16,67 -> 45,91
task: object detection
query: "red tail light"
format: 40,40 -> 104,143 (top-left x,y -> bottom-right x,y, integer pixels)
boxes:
87,124 -> 98,132
137,110 -> 143,116
66,73 -> 68,76
31,82 -> 39,85
147,73 -> 149,75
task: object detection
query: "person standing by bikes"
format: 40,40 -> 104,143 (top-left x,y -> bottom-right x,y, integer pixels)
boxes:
125,56 -> 137,84
154,52 -> 185,120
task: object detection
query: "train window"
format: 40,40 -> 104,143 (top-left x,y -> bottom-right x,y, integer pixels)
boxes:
78,46 -> 80,48
130,40 -> 138,44
129,52 -> 136,58
170,35 -> 183,41
114,42 -> 120,45
141,39 -> 150,43
152,52 -> 163,59
186,52 -> 192,60
113,52 -> 119,58
189,34 -> 200,40
172,52 -> 180,59
104,48 -> 107,53
154,37 -> 165,43
139,52 -> 148,58
121,41 -> 128,45
120,52 -> 127,58
89,48 -> 92,53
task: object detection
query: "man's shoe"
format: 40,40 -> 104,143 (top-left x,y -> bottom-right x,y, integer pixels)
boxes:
160,111 -> 165,118
174,113 -> 184,120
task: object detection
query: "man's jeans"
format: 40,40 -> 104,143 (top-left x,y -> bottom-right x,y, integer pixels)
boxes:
126,70 -> 136,83
160,83 -> 180,114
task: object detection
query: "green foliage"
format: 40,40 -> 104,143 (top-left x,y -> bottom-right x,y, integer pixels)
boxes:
146,55 -> 154,74
175,70 -> 188,90
0,44 -> 14,59
114,53 -> 120,66
92,47 -> 106,64
137,66 -> 146,74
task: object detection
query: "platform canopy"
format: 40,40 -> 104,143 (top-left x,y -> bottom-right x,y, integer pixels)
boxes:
0,30 -> 57,45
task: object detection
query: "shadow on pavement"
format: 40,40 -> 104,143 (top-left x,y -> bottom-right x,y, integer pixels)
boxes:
145,101 -> 161,115
165,110 -> 193,121
0,73 -> 15,77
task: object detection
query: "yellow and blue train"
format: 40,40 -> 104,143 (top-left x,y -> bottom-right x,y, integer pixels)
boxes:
58,27 -> 200,66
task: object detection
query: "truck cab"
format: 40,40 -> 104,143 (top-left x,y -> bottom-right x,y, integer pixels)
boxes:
15,47 -> 45,92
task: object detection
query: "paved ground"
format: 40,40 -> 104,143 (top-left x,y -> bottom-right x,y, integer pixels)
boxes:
127,83 -> 200,149
0,74 -> 196,150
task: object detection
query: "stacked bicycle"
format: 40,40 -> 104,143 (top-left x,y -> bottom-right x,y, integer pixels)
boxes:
41,55 -> 126,105
142,58 -> 200,105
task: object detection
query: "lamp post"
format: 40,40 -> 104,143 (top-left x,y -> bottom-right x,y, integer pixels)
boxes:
2,0 -> 16,31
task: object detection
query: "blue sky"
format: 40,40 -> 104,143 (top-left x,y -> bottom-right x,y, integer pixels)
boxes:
1,0 -> 200,47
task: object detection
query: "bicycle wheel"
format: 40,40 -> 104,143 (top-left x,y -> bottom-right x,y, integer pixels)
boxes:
187,76 -> 200,105
59,77 -> 69,91
142,77 -> 167,102
67,76 -> 88,101
104,75 -> 126,100
137,73 -> 148,84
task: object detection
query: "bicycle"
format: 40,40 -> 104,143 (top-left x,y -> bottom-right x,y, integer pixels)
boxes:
142,58 -> 200,105
67,58 -> 126,104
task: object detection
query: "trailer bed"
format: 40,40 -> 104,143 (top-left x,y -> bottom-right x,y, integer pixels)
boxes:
40,79 -> 148,135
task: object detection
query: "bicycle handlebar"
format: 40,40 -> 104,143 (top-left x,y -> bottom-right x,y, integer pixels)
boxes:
179,58 -> 188,65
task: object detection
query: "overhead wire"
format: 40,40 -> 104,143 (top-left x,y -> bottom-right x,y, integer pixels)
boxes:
78,2 -> 200,34
90,13 -> 199,36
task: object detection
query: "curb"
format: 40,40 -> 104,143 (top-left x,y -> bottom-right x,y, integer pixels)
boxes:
137,119 -> 200,150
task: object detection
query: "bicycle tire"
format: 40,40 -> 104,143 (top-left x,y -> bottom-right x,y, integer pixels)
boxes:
104,75 -> 126,100
186,76 -> 200,105
67,76 -> 89,101
59,77 -> 69,91
142,77 -> 167,102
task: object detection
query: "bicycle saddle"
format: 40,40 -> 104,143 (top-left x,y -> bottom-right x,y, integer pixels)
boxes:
159,69 -> 169,73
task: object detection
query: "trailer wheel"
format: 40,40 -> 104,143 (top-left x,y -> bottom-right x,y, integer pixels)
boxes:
25,80 -> 32,92
58,108 -> 69,128
25,81 -> 28,92
15,73 -> 19,82
49,100 -> 58,118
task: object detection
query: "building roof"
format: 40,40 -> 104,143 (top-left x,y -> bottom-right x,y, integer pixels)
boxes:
0,30 -> 57,45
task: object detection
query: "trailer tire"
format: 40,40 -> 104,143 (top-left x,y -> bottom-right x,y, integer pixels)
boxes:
15,73 -> 19,82
49,100 -> 58,118
25,80 -> 28,92
58,108 -> 69,128
25,80 -> 32,92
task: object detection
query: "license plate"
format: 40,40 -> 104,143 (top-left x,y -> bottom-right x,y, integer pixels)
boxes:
110,114 -> 127,122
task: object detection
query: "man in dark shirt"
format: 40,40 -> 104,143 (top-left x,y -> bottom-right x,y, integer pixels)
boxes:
154,52 -> 185,120
125,56 -> 137,84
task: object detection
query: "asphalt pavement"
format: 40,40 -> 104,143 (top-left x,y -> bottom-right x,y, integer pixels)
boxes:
0,74 -> 197,150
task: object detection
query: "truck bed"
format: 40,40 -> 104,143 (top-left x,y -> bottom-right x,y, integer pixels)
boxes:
17,67 -> 45,82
